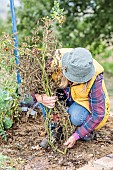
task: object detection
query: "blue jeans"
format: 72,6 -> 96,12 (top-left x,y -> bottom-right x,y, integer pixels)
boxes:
37,103 -> 57,129
38,102 -> 90,127
37,103 -> 47,120
67,102 -> 90,126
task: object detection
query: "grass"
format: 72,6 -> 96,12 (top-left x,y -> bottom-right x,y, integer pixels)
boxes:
95,48 -> 113,75
102,62 -> 113,75
0,153 -> 16,170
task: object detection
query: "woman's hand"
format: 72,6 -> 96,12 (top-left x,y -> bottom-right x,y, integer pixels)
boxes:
64,135 -> 76,148
35,94 -> 57,108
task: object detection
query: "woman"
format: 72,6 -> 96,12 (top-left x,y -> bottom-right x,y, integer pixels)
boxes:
35,47 -> 110,148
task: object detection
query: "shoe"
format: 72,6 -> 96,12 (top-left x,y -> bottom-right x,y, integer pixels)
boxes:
39,137 -> 48,148
39,126 -> 64,148
39,129 -> 56,149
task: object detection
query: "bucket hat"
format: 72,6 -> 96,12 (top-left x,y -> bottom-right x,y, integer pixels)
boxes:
61,47 -> 95,83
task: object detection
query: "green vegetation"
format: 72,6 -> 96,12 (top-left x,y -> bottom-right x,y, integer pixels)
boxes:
0,33 -> 19,140
94,48 -> 113,75
13,0 -> 113,49
8,0 -> 113,72
16,0 -> 54,42
102,62 -> 113,74
0,18 -> 11,36
0,153 -> 16,170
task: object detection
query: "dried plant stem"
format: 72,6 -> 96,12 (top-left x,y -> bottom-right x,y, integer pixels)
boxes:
48,140 -> 67,154
57,101 -> 72,129
5,22 -> 72,154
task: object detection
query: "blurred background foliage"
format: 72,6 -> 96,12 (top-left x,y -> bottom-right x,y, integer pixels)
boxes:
0,0 -> 113,74
17,0 -> 113,49
1,1 -> 113,46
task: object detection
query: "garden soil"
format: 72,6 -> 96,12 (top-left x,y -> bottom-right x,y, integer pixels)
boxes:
0,76 -> 113,170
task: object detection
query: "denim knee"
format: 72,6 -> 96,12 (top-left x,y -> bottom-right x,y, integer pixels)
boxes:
68,102 -> 89,126
69,111 -> 83,126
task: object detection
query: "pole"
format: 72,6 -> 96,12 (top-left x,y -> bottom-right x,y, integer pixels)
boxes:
9,0 -> 21,84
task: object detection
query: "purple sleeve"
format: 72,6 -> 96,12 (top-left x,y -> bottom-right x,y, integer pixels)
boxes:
73,73 -> 105,140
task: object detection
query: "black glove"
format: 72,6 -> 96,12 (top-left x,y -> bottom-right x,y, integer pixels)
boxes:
56,88 -> 67,101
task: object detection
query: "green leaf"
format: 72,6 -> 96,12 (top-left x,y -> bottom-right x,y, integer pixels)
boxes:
3,117 -> 13,130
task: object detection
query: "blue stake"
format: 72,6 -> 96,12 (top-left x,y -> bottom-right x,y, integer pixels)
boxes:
10,0 -> 21,84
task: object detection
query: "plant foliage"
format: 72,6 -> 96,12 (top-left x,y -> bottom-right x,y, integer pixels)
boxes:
17,1 -> 74,153
0,1 -> 74,153
0,33 -> 19,140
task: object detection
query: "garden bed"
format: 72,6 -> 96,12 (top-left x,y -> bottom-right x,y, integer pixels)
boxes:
0,102 -> 113,170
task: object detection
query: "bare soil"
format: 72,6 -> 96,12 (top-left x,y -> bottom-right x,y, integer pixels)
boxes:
0,105 -> 113,170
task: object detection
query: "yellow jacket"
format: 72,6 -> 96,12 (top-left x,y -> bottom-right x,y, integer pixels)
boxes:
71,59 -> 110,130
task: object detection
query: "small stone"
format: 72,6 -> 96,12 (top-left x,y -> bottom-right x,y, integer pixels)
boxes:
31,145 -> 40,150
93,155 -> 113,170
